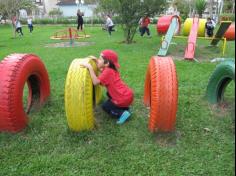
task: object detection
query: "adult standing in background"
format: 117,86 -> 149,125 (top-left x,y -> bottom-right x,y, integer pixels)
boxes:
77,9 -> 84,31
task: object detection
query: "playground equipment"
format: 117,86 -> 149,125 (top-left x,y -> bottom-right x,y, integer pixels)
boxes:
157,15 -> 181,35
206,60 -> 235,104
50,28 -> 90,42
0,54 -> 50,133
184,18 -> 199,60
211,21 -> 232,46
144,56 -> 178,132
158,16 -> 181,56
183,18 -> 207,37
224,23 -> 235,41
65,57 -> 102,132
158,15 -> 232,59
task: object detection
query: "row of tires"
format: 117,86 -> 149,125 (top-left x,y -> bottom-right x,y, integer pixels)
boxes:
0,54 -> 234,133
157,15 -> 235,40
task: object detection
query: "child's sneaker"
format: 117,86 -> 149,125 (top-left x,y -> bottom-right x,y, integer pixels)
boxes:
117,111 -> 131,125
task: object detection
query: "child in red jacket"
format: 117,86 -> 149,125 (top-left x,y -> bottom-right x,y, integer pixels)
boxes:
141,15 -> 151,37
81,50 -> 134,124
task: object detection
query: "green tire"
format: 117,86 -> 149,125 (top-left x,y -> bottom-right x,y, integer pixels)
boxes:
206,60 -> 235,104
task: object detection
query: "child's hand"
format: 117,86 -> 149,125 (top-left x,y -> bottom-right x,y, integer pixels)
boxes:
80,63 -> 92,69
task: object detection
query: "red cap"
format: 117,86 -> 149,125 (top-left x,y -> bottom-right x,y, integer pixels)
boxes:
101,50 -> 120,69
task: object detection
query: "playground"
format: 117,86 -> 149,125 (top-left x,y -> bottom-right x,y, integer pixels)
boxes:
0,23 -> 235,175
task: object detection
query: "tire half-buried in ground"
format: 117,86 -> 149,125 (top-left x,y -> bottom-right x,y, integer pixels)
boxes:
144,56 -> 178,132
65,57 -> 102,132
206,60 -> 235,104
0,54 -> 50,133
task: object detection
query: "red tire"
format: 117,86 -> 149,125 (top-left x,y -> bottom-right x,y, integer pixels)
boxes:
224,24 -> 235,41
157,15 -> 181,35
144,56 -> 178,132
0,54 -> 50,133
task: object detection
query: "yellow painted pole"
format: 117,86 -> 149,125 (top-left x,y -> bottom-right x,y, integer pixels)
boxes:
222,37 -> 227,56
161,36 -> 165,42
173,36 -> 223,40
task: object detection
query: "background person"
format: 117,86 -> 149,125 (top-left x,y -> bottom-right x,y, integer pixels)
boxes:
105,15 -> 115,36
205,17 -> 216,37
15,18 -> 23,36
141,15 -> 151,37
77,9 -> 84,31
27,16 -> 33,33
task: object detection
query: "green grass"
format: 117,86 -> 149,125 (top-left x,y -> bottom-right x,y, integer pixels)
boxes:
0,24 -> 235,176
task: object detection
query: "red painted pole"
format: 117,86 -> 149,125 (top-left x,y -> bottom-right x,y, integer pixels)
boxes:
69,28 -> 73,45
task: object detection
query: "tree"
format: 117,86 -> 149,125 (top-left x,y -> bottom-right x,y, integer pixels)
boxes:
0,0 -> 35,19
0,0 -> 35,37
49,8 -> 63,18
223,0 -> 235,13
195,0 -> 207,18
94,0 -> 118,17
172,0 -> 191,20
96,0 -> 166,44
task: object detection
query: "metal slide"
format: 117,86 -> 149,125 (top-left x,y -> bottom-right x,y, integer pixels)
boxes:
158,17 -> 179,56
184,18 -> 199,60
211,21 -> 232,46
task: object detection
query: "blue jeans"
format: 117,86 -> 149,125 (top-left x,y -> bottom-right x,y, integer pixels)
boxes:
102,99 -> 129,118
28,24 -> 33,33
141,27 -> 150,36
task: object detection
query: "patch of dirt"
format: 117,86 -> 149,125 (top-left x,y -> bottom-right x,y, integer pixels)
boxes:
94,106 -> 106,129
45,42 -> 95,48
168,42 -> 222,62
156,131 -> 181,148
210,101 -> 235,119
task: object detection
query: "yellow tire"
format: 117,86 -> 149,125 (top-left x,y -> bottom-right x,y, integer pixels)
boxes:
198,19 -> 207,37
182,18 -> 192,36
183,18 -> 207,37
94,85 -> 103,105
65,57 -> 102,132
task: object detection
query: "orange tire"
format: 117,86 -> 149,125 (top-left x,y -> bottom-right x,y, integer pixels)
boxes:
144,56 -> 178,132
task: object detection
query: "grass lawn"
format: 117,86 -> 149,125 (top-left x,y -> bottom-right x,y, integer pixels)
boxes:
0,24 -> 235,176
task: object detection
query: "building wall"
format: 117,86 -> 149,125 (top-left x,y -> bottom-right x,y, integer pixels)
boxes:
58,5 -> 96,17
44,0 -> 58,14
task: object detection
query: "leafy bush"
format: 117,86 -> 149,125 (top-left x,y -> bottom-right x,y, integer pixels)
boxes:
220,13 -> 235,22
49,9 -> 63,18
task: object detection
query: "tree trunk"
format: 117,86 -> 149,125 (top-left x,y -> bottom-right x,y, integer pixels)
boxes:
125,28 -> 132,44
124,26 -> 138,44
11,18 -> 16,38
125,29 -> 136,44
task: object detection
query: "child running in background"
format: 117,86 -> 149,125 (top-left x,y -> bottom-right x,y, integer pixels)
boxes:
15,18 -> 23,36
138,17 -> 143,34
27,16 -> 33,33
205,17 -> 216,37
81,50 -> 134,124
105,15 -> 115,36
141,15 -> 151,37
